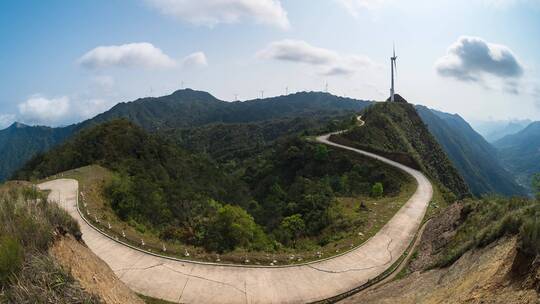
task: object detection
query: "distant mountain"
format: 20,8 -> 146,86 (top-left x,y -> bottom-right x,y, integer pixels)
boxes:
0,122 -> 75,181
471,119 -> 531,142
494,121 -> 540,192
416,106 -> 526,197
1,89 -> 372,181
84,89 -> 371,131
332,102 -> 471,200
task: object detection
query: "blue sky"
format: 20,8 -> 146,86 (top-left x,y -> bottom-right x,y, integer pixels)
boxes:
1,0 -> 539,128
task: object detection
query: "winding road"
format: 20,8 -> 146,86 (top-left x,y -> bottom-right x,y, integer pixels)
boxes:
38,132 -> 432,304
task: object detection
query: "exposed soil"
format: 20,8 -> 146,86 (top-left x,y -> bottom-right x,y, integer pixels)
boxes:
408,202 -> 464,271
340,236 -> 539,304
49,235 -> 144,304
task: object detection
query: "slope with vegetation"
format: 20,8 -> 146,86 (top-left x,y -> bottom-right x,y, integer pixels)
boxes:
15,118 -> 415,262
495,121 -> 540,193
0,90 -> 371,183
416,105 -> 526,197
332,102 -> 470,201
342,181 -> 540,303
0,182 -> 101,303
0,123 -> 74,181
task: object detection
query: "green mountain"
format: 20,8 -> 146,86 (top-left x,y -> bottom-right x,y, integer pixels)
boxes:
416,106 -> 526,197
1,90 -> 371,182
85,89 -> 371,131
332,102 -> 471,200
0,123 -> 75,181
494,121 -> 540,192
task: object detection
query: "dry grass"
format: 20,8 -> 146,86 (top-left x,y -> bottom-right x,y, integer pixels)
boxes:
0,182 -> 100,304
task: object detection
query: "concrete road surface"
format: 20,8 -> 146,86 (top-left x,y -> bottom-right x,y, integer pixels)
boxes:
38,134 -> 432,304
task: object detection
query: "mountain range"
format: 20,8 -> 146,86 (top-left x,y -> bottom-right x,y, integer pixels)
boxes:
416,106 -> 526,196
0,89 -> 529,197
494,121 -> 540,192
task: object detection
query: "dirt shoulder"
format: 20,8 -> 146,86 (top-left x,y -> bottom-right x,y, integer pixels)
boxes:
49,235 -> 144,304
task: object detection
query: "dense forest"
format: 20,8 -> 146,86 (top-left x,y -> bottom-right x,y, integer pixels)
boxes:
15,119 -> 411,253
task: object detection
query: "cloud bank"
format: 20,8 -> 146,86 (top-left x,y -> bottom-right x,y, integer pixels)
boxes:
17,95 -> 115,126
145,0 -> 290,29
79,42 -> 176,69
435,36 -> 523,93
257,39 -> 377,76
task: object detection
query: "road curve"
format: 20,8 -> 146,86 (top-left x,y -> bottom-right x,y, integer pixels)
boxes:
38,134 -> 432,304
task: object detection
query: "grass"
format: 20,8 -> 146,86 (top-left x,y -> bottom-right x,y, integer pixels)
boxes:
0,182 -> 100,303
433,196 -> 537,268
53,164 -> 417,266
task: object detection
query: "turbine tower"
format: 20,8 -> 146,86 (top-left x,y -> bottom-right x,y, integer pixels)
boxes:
390,44 -> 397,102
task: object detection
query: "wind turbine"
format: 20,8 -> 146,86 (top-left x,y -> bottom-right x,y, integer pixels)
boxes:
390,44 -> 397,102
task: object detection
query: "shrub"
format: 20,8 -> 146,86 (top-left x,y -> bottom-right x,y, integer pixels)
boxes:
0,236 -> 23,286
519,218 -> 540,256
371,182 -> 384,197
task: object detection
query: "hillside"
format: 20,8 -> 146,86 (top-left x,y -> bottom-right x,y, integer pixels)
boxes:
0,123 -> 74,181
495,121 -> 540,192
416,106 -> 526,196
15,118 -> 416,259
332,102 -> 470,200
341,191 -> 540,303
1,90 -> 371,182
0,182 -> 143,303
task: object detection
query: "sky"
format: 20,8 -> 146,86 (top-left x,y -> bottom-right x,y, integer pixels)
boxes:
1,0 -> 540,128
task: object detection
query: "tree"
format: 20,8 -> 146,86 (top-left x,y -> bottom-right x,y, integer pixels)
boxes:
277,214 -> 306,246
314,144 -> 329,161
205,204 -> 269,252
371,182 -> 384,197
532,173 -> 540,200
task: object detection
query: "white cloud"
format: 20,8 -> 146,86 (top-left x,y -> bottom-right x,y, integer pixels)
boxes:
144,0 -> 290,29
79,42 -> 176,69
18,96 -> 70,125
336,0 -> 392,16
17,95 -> 115,126
0,114 -> 16,129
435,36 -> 523,93
257,39 -> 378,76
182,52 -> 208,69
